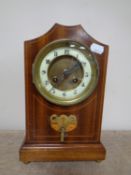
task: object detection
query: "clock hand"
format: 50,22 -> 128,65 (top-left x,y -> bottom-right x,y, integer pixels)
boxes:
63,62 -> 80,77
54,62 -> 80,86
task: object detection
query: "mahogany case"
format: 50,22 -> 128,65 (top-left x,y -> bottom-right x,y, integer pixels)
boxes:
19,24 -> 109,163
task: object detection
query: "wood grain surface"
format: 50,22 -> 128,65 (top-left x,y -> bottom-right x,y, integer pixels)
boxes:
20,23 -> 109,162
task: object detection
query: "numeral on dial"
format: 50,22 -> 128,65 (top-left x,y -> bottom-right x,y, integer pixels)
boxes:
46,59 -> 50,64
45,80 -> 49,85
85,72 -> 88,77
76,54 -> 79,58
82,83 -> 85,87
62,92 -> 66,97
64,49 -> 69,55
42,70 -> 46,74
50,87 -> 55,94
54,51 -> 58,57
82,62 -> 86,66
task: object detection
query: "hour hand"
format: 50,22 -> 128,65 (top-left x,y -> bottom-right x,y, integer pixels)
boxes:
52,62 -> 80,86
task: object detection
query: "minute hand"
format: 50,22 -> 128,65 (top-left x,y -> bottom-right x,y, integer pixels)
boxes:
63,62 -> 80,77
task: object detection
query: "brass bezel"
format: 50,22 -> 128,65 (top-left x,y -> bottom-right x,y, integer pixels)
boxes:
33,39 -> 99,106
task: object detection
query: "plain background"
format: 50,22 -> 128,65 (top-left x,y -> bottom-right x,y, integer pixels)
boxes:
0,0 -> 131,130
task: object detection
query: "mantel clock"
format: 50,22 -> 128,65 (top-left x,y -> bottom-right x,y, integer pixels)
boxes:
19,24 -> 109,163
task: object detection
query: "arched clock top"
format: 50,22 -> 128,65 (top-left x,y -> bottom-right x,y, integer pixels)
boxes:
24,23 -> 109,55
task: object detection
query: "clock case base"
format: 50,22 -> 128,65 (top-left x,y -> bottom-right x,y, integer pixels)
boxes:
20,142 -> 106,163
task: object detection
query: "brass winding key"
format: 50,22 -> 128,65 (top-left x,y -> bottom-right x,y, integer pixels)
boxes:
50,114 -> 77,142
60,127 -> 65,142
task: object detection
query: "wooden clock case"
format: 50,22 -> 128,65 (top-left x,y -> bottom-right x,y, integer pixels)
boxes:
19,24 -> 109,163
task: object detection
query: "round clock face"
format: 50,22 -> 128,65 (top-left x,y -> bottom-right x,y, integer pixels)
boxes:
33,40 -> 99,106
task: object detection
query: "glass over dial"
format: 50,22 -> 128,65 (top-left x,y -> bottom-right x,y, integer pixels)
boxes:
33,40 -> 99,106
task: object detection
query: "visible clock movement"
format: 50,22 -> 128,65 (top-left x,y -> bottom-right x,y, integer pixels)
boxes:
19,24 -> 109,163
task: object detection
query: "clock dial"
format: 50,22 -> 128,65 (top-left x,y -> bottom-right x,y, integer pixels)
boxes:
33,40 -> 99,105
